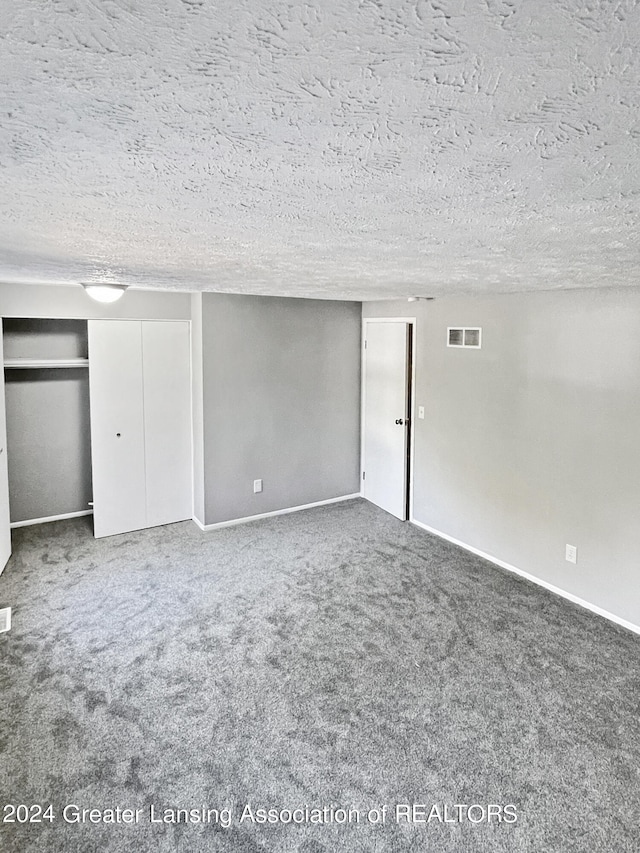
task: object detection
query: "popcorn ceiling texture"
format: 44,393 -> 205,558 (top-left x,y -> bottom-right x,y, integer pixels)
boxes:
1,0 -> 640,299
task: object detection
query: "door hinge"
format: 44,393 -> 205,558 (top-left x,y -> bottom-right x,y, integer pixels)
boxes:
362,471 -> 366,480
364,340 -> 367,349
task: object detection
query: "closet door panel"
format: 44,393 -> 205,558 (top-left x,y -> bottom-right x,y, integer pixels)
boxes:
142,321 -> 192,527
88,321 -> 147,538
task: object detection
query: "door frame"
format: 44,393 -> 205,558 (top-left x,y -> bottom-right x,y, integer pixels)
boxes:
360,317 -> 417,522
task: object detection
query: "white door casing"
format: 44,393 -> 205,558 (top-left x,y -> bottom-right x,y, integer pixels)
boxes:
0,322 -> 12,572
362,320 -> 410,520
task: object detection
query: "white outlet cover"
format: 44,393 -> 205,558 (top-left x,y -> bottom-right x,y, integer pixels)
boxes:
565,544 -> 577,564
418,406 -> 425,419
253,479 -> 263,493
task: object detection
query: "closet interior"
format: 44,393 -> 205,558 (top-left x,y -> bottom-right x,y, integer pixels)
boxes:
3,318 -> 92,526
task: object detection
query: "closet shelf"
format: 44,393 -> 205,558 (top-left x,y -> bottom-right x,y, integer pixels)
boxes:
3,358 -> 89,369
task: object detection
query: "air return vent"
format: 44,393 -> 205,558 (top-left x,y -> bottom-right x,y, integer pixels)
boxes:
447,327 -> 482,348
0,607 -> 11,633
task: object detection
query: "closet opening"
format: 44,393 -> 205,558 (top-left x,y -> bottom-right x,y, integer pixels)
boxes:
2,318 -> 93,528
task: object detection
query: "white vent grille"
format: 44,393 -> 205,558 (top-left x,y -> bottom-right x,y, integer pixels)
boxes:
0,607 -> 11,633
447,327 -> 482,348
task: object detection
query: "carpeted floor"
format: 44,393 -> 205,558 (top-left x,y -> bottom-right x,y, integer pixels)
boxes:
0,498 -> 638,853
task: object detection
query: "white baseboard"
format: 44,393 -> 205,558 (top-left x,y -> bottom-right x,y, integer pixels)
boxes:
193,493 -> 361,532
10,510 -> 93,529
411,518 -> 640,637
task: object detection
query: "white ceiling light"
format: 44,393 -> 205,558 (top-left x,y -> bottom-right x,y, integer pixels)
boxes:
82,283 -> 128,303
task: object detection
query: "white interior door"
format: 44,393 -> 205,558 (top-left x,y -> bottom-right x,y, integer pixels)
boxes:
89,320 -> 147,538
363,321 -> 410,520
0,322 -> 12,572
142,321 -> 192,527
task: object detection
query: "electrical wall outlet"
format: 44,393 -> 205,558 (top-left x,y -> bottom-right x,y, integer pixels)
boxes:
253,479 -> 263,494
418,406 -> 425,419
565,544 -> 577,564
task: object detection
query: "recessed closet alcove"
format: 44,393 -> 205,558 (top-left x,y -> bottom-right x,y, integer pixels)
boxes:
3,318 -> 92,525
2,316 -> 192,536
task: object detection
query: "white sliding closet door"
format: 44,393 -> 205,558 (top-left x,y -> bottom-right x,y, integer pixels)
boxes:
142,322 -> 192,527
0,323 -> 12,572
89,321 -> 147,538
88,320 -> 192,539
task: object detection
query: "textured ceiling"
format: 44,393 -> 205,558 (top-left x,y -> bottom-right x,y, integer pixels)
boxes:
1,0 -> 640,300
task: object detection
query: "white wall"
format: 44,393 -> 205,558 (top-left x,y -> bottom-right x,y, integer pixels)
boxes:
0,282 -> 191,320
191,293 -> 205,525
364,287 -> 640,629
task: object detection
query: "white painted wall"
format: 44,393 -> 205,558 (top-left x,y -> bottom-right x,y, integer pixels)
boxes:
364,287 -> 640,629
190,293 -> 205,526
0,283 -> 190,320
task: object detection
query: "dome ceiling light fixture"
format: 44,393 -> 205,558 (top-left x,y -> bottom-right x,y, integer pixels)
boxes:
82,283 -> 128,303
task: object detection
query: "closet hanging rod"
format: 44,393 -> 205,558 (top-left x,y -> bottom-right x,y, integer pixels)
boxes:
3,358 -> 89,369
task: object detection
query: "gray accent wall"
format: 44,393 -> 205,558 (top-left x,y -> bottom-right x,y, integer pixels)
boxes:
364,288 -> 640,628
199,293 -> 361,525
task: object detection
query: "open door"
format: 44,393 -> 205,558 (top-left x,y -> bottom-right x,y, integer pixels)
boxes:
362,320 -> 412,520
0,321 -> 12,573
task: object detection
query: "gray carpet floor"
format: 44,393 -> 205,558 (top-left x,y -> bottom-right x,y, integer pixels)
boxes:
0,498 -> 638,853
